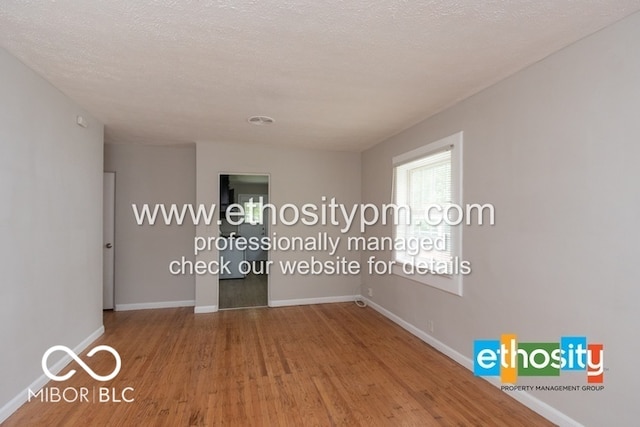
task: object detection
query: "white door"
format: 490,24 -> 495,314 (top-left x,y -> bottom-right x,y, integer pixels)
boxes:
238,193 -> 268,262
103,172 -> 115,310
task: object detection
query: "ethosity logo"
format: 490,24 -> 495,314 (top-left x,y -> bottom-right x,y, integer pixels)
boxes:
473,334 -> 604,383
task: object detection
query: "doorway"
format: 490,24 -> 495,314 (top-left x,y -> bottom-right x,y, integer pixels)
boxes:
218,174 -> 269,309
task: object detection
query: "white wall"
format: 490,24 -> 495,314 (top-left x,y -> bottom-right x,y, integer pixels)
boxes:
195,141 -> 361,310
104,144 -> 196,308
361,11 -> 640,426
0,49 -> 104,417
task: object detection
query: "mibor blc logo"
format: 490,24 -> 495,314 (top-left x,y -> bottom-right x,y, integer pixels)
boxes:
28,345 -> 134,403
42,345 -> 121,381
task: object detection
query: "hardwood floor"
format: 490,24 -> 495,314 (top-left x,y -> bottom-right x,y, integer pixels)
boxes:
4,304 -> 553,426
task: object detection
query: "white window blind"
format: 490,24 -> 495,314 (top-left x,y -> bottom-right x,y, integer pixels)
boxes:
391,131 -> 463,296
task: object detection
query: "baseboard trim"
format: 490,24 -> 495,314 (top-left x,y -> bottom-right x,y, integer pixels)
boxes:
115,300 -> 195,311
194,305 -> 218,314
362,297 -> 582,427
0,325 -> 105,424
269,295 -> 355,307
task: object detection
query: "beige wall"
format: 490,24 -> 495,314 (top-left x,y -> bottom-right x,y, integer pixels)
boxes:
104,144 -> 196,308
196,141 -> 361,310
0,48 -> 104,418
361,11 -> 640,426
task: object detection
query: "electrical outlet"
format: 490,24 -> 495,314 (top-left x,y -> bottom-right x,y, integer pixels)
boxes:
367,287 -> 373,297
428,320 -> 434,333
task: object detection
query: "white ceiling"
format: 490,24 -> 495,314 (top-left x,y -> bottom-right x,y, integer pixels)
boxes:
1,1 -> 639,152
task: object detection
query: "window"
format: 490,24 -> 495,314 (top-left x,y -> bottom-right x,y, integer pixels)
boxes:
243,198 -> 264,225
392,132 -> 463,296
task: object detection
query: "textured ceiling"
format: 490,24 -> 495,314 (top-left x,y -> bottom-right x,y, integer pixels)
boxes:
1,1 -> 640,151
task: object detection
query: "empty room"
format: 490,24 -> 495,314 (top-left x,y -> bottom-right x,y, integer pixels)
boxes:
1,2 -> 639,426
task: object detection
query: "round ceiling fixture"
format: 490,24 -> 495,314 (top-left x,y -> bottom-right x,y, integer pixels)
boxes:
247,115 -> 275,125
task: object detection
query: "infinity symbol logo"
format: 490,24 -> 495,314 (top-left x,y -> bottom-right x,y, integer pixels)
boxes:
42,345 -> 122,382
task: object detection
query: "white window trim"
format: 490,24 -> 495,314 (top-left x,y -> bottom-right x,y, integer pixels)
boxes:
391,131 -> 463,296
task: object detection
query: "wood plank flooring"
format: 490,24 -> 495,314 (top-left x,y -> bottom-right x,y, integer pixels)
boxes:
3,304 -> 554,426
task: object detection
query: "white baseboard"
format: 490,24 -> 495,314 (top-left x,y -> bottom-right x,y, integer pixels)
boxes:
0,325 -> 105,424
269,295 -> 356,307
362,297 -> 582,427
194,305 -> 218,314
115,300 -> 195,311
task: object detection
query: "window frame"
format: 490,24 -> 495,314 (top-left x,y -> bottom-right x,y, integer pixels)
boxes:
391,131 -> 464,296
